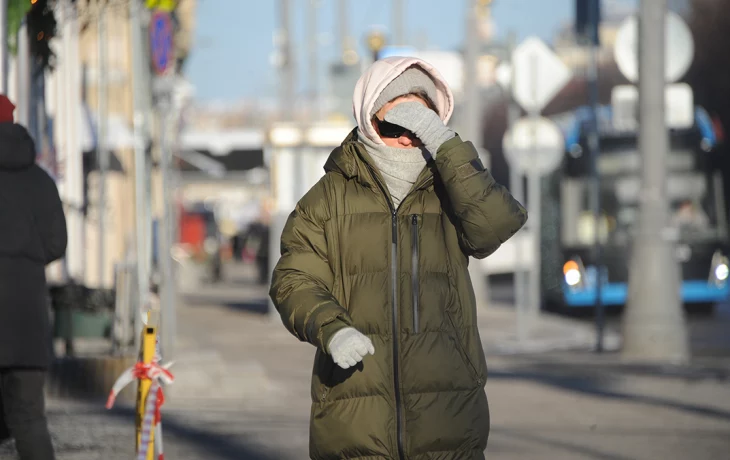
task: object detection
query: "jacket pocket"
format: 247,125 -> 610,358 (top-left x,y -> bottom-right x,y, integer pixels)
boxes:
445,310 -> 482,385
411,214 -> 420,334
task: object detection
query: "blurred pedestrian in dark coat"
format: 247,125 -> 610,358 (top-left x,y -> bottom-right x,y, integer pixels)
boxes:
0,94 -> 66,459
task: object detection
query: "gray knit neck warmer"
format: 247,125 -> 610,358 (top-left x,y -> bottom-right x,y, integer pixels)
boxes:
358,128 -> 427,208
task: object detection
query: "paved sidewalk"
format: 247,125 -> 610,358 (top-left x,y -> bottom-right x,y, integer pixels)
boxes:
9,263 -> 728,459
477,302 -> 622,354
166,264 -> 620,405
161,266 -> 730,459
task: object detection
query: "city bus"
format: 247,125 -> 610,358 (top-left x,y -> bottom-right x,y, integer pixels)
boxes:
541,105 -> 729,313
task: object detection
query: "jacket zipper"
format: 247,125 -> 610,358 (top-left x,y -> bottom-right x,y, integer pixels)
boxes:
391,211 -> 406,460
364,160 -> 406,460
411,215 -> 420,334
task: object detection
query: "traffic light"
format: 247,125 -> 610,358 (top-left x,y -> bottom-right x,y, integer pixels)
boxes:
575,0 -> 601,46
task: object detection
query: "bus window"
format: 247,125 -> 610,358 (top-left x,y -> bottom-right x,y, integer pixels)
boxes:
561,145 -> 727,248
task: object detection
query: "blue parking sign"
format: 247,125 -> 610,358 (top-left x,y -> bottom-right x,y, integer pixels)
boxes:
150,11 -> 174,75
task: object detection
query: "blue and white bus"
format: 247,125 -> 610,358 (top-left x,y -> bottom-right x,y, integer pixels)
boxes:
542,105 -> 729,313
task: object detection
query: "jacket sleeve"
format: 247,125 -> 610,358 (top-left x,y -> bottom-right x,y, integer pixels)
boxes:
38,171 -> 68,265
434,135 -> 528,259
269,177 -> 353,353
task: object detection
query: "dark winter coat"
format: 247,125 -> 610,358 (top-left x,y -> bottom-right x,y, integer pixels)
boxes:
270,129 -> 527,459
0,123 -> 67,369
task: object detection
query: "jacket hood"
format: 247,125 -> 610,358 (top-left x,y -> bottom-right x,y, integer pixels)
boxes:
0,123 -> 36,170
352,56 -> 454,145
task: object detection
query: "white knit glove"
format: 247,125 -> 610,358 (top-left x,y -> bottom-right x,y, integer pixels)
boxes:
384,101 -> 456,157
327,327 -> 375,369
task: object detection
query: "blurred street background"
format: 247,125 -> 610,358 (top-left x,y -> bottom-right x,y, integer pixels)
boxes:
2,0 -> 730,458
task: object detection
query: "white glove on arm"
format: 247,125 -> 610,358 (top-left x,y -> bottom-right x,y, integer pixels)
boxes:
327,327 -> 375,369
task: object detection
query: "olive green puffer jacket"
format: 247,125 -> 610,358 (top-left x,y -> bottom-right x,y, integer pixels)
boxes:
270,129 -> 527,460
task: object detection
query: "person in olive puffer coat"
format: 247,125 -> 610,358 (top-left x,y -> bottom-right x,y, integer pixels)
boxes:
270,56 -> 527,460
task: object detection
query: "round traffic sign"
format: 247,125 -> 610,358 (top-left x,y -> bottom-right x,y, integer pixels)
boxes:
614,11 -> 694,84
150,11 -> 174,75
502,117 -> 564,175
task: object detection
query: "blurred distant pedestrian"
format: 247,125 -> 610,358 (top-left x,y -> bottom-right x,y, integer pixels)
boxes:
240,208 -> 271,284
0,94 -> 66,460
269,57 -> 527,459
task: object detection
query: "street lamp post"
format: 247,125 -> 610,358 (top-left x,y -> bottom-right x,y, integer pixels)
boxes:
365,28 -> 386,63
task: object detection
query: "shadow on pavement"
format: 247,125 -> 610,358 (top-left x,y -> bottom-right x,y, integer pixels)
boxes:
182,293 -> 270,316
491,428 -> 634,460
105,405 -> 278,460
225,274 -> 265,287
223,299 -> 269,315
489,357 -> 730,423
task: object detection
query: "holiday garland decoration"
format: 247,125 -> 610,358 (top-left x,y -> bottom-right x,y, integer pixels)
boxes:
6,0 -> 72,71
6,0 -> 32,54
5,1 -> 187,73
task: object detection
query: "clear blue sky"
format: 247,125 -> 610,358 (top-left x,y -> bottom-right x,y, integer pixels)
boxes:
185,0 -> 574,104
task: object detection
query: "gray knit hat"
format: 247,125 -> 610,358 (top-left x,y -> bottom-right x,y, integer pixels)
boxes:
371,66 -> 439,118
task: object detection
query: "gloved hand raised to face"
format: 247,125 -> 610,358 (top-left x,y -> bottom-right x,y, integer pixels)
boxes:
327,327 -> 375,369
383,101 -> 456,157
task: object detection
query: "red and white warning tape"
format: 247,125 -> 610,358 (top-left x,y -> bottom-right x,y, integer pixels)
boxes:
138,382 -> 161,460
105,361 -> 174,410
106,356 -> 174,460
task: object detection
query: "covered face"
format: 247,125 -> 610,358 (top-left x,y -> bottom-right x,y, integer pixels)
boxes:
352,56 -> 454,146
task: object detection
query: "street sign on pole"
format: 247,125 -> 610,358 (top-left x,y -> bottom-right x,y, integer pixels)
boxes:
511,37 -> 572,113
150,11 -> 174,76
614,11 -> 694,84
505,36 -> 571,340
502,116 -> 564,329
502,117 -> 564,176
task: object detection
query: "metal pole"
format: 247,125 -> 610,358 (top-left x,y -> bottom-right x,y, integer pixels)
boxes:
279,0 -> 294,116
392,0 -> 404,46
463,0 -> 481,168
337,0 -> 348,61
0,0 -> 8,94
130,0 -> 151,336
585,1 -> 605,353
271,0 -> 296,319
506,31 -> 527,342
308,0 -> 320,120
62,0 -> 85,283
463,0 -> 489,308
97,0 -> 109,288
35,69 -> 48,166
526,54 -> 541,319
622,0 -> 689,363
159,93 -> 175,361
526,136 -> 541,320
15,19 -> 29,127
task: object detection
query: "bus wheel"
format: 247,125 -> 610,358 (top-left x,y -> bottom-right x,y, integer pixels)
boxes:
684,302 -> 716,316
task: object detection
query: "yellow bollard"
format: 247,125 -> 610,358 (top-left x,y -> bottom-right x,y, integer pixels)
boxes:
135,312 -> 158,459
107,307 -> 172,460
